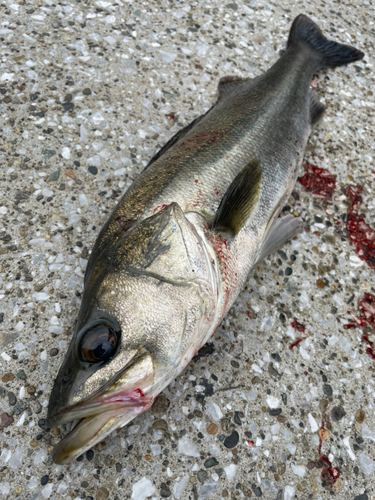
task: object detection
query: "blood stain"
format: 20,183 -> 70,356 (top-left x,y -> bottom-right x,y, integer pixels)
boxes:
210,233 -> 228,266
289,338 -> 306,349
289,321 -> 306,349
344,293 -> 375,360
152,204 -> 168,214
344,184 -> 375,270
182,128 -> 226,146
246,311 -> 251,319
290,320 -> 306,333
299,160 -> 336,199
317,413 -> 340,485
208,232 -> 231,320
133,388 -> 145,397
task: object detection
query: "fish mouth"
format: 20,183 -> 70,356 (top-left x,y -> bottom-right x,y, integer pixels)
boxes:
49,351 -> 155,464
51,388 -> 154,465
51,386 -> 153,426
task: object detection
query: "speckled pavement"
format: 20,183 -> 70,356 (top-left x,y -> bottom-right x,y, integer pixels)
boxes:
0,1 -> 374,499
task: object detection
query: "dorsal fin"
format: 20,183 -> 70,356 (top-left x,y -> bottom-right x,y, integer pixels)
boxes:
218,75 -> 251,99
212,159 -> 262,236
144,112 -> 208,170
141,76 -> 252,170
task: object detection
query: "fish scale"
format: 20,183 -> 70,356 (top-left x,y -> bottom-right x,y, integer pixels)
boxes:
47,14 -> 364,464
97,50 -> 313,261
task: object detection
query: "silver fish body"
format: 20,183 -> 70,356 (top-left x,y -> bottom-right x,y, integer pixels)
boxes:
47,15 -> 364,463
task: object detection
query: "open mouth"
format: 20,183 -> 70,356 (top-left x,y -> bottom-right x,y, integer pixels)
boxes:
51,387 -> 154,465
49,350 -> 155,464
52,387 -> 153,425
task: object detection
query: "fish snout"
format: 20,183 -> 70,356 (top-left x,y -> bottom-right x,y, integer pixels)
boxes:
49,350 -> 156,464
48,349 -> 155,427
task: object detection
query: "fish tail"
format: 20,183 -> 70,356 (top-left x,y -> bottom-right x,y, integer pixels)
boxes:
288,14 -> 364,68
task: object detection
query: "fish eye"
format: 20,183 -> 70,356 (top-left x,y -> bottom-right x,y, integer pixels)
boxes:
79,323 -> 120,364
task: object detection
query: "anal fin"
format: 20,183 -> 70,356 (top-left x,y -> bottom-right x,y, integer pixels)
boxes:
256,214 -> 306,263
309,90 -> 326,125
213,159 -> 262,236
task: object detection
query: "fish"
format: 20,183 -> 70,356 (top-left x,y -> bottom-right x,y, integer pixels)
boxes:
47,14 -> 364,464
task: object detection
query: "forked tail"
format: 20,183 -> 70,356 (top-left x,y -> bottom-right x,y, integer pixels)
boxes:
288,14 -> 364,68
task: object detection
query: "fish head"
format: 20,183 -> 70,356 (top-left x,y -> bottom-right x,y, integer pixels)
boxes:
47,203 -> 215,463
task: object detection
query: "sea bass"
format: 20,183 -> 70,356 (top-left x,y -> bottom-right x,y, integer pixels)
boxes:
47,15 -> 364,463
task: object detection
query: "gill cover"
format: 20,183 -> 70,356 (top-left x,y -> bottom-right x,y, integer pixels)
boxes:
47,203 -> 213,428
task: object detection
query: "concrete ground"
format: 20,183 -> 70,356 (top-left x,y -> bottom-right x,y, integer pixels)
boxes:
0,0 -> 374,499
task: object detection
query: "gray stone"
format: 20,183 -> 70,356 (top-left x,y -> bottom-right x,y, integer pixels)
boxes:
41,148 -> 56,158
13,402 -> 29,415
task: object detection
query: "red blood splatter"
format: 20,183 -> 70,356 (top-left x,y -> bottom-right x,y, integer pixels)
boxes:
345,293 -> 375,359
133,388 -> 145,397
358,292 -> 375,327
345,184 -> 363,205
182,129 -> 226,146
194,179 -> 199,183
290,320 -> 306,333
210,234 -> 229,292
152,204 -> 168,214
210,233 -> 228,265
362,333 -> 375,360
208,232 -> 231,318
289,337 -> 306,349
344,184 -> 375,270
103,387 -> 152,407
317,413 -> 340,485
192,188 -> 205,208
246,311 -> 251,319
289,321 -> 306,349
246,440 -> 254,446
299,160 -> 336,199
167,113 -> 175,120
319,455 -> 340,484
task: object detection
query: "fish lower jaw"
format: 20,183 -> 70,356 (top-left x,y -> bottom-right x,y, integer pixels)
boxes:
50,389 -> 152,427
51,389 -> 155,464
52,407 -> 144,465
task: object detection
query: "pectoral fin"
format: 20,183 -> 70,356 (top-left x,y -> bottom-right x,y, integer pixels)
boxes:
256,214 -> 306,263
213,159 -> 262,236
